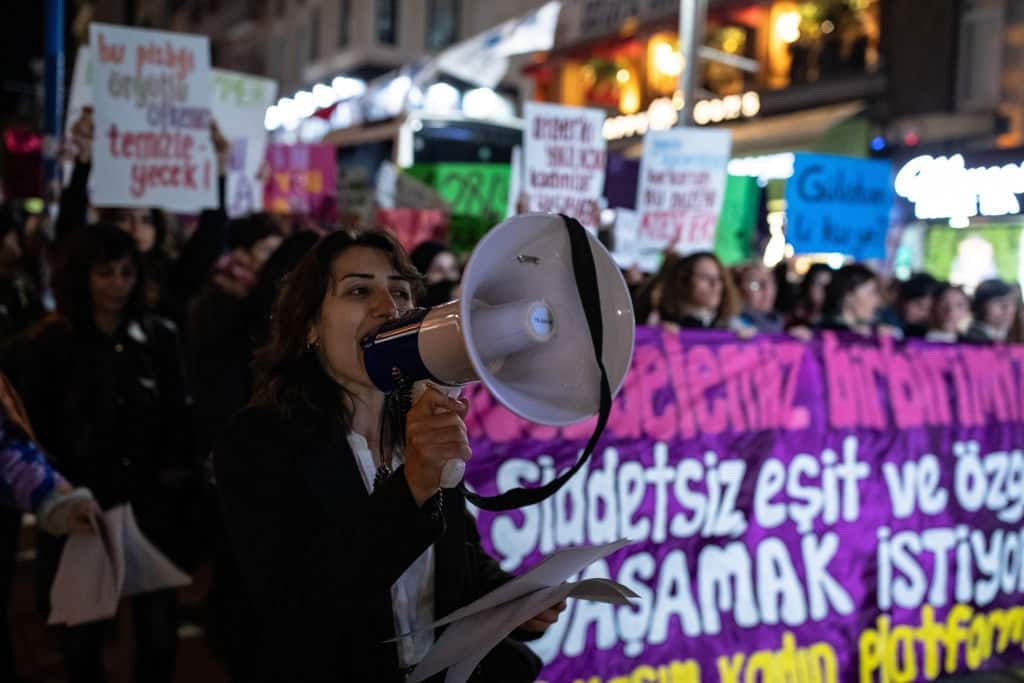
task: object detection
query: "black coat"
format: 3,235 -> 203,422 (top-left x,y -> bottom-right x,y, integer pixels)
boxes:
2,314 -> 199,562
214,404 -> 542,683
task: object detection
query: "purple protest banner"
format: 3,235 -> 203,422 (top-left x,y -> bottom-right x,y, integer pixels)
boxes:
463,327 -> 1024,683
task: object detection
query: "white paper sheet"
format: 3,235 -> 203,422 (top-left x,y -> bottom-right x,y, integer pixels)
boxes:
49,504 -> 190,626
407,539 -> 636,683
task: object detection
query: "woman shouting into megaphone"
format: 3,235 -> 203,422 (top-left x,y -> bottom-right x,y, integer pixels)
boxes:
214,230 -> 563,683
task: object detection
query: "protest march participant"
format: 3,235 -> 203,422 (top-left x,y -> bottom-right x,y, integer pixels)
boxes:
893,272 -> 939,338
787,262 -> 832,329
0,371 -> 99,683
58,107 -> 233,327
965,278 -> 1018,344
215,230 -> 562,682
734,262 -> 784,334
926,283 -> 970,343
410,240 -> 462,307
818,264 -> 898,338
655,251 -> 749,333
3,224 -> 198,683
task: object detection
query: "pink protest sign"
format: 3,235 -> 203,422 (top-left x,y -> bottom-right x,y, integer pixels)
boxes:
264,144 -> 338,223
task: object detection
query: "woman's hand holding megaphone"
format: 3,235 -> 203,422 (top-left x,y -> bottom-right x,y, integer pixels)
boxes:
404,383 -> 472,506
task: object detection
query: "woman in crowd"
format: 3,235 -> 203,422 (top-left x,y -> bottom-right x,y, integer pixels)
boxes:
410,240 -> 461,307
788,263 -> 832,329
733,262 -> 784,333
655,251 -> 743,331
1008,284 -> 1024,344
0,371 -> 99,683
0,372 -> 98,533
192,230 -> 319,682
926,283 -> 970,343
632,252 -> 679,326
818,263 -> 892,337
215,230 -> 562,682
59,107 -> 232,328
3,224 -> 197,683
891,272 -> 939,338
964,278 -> 1018,344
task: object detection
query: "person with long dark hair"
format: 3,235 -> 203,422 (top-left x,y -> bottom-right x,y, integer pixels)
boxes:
818,264 -> 895,337
214,229 -> 560,682
926,283 -> 970,343
964,279 -> 1018,344
655,251 -> 743,330
2,224 -> 197,683
788,263 -> 832,329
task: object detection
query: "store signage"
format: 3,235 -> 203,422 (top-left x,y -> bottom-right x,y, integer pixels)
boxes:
603,91 -> 760,141
894,154 -> 1024,221
555,0 -> 677,47
728,153 -> 795,183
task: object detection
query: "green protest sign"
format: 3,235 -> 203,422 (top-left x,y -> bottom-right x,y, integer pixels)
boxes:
407,163 -> 510,251
714,175 -> 760,265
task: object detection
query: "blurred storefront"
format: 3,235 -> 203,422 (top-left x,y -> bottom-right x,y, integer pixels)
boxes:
890,146 -> 1024,289
528,0 -> 886,270
527,0 -> 884,157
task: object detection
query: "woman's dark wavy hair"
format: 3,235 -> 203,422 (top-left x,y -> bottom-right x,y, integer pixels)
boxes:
656,251 -> 739,328
250,229 -> 424,435
822,263 -> 877,318
51,223 -> 145,332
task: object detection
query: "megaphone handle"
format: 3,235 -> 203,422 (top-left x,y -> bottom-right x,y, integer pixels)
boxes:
415,382 -> 466,489
440,459 -> 466,489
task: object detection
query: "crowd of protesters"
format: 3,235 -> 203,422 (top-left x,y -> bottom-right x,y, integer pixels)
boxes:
632,250 -> 1023,345
0,111 -> 1021,682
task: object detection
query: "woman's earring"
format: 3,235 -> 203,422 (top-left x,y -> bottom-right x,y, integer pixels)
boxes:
306,339 -> 318,352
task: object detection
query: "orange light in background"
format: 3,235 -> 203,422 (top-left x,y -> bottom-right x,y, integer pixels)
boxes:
559,61 -> 586,106
619,85 -> 641,114
775,10 -> 801,44
653,42 -> 683,77
767,2 -> 801,89
647,32 -> 683,95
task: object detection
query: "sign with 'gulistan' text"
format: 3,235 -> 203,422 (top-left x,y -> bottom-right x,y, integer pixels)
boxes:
465,328 -> 1024,683
786,153 -> 893,260
89,23 -> 217,211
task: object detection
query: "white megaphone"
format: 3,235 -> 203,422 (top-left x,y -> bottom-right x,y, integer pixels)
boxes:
362,213 -> 635,500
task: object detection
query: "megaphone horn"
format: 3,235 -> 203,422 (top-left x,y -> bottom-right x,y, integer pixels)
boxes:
362,213 -> 635,510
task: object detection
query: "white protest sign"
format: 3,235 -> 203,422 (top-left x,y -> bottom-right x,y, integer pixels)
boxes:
89,23 -> 217,211
636,127 -> 731,255
210,69 -> 277,217
611,208 -> 663,273
524,102 -> 606,229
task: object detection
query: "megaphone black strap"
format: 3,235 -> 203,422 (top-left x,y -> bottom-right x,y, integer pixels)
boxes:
462,214 -> 614,512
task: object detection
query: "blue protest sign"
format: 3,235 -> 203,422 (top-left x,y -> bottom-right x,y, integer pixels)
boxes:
785,153 -> 894,259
